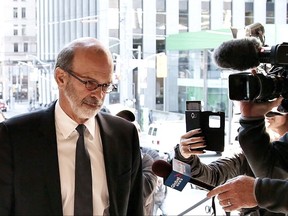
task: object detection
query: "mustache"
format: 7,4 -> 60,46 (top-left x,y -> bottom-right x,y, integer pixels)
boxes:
83,97 -> 103,107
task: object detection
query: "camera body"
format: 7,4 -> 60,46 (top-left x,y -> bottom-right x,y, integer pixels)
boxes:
228,42 -> 288,101
185,101 -> 225,152
229,71 -> 288,101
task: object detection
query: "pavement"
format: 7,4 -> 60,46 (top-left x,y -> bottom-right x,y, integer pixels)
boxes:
4,101 -> 31,118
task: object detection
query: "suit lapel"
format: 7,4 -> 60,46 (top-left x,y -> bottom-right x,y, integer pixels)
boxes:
40,102 -> 63,215
96,113 -> 118,213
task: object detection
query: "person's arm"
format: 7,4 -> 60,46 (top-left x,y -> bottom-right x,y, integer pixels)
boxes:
206,175 -> 257,212
174,129 -> 250,186
238,117 -> 274,177
239,106 -> 288,179
207,175 -> 288,214
256,178 -> 288,213
142,153 -> 157,208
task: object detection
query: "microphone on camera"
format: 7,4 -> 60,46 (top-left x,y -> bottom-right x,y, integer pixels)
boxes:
213,37 -> 262,71
152,159 -> 214,191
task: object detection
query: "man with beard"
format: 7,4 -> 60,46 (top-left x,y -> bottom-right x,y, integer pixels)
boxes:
0,37 -> 144,216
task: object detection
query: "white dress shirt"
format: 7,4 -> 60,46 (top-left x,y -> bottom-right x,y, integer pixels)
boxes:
55,101 -> 109,215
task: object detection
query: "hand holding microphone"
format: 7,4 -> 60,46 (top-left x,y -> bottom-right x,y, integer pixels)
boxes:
152,159 -> 214,191
207,175 -> 257,213
152,159 -> 215,216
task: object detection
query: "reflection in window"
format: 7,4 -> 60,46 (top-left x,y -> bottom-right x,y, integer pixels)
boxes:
223,0 -> 232,27
13,7 -> 18,18
14,43 -> 19,52
245,1 -> 253,25
22,25 -> 26,36
13,25 -> 18,36
178,51 -> 191,78
202,1 -> 210,30
156,0 -> 166,36
286,1 -> 288,23
21,8 -> 26,19
179,0 -> 188,33
109,0 -> 119,54
266,1 -> 274,24
24,43 -> 28,52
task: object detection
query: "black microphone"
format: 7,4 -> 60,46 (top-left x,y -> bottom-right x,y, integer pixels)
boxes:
152,159 -> 214,191
213,37 -> 262,71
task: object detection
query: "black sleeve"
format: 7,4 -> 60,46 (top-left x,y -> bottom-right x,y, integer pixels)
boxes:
239,118 -> 288,179
256,178 -> 288,213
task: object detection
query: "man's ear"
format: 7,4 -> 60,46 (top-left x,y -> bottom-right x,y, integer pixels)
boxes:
55,67 -> 67,87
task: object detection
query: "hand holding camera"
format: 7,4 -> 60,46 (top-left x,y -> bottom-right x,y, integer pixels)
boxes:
240,97 -> 282,118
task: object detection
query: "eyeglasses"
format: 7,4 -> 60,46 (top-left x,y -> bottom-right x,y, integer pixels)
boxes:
65,69 -> 116,93
265,111 -> 285,118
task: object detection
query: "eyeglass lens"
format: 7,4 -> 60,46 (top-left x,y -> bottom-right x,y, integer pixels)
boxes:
86,81 -> 114,92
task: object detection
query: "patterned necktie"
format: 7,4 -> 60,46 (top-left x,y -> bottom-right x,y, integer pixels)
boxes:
74,124 -> 93,216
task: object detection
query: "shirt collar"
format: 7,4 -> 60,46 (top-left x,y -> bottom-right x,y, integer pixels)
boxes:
55,101 -> 96,139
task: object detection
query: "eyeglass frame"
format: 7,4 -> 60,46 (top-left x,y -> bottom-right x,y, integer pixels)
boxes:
63,68 -> 116,93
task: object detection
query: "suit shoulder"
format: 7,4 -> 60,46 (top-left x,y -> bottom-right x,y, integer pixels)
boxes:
4,108 -> 52,128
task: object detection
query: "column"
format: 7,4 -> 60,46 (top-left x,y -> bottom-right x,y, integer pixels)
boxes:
232,0 -> 245,28
165,0 -> 179,112
211,0 -> 224,30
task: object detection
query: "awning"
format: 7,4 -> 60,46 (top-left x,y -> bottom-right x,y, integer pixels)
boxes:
166,29 -> 233,51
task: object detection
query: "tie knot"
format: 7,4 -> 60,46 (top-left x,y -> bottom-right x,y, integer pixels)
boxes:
76,124 -> 85,136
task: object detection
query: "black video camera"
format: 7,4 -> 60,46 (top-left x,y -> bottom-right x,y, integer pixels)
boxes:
229,43 -> 288,101
225,23 -> 288,102
185,101 -> 225,152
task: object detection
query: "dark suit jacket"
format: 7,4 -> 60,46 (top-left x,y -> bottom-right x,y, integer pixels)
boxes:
238,117 -> 288,215
0,102 -> 143,216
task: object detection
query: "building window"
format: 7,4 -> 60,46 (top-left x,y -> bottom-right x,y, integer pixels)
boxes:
245,1 -> 254,25
21,8 -> 26,19
13,7 -> 18,18
202,1 -> 211,30
22,25 -> 26,35
223,0 -> 232,27
287,2 -> 288,23
13,25 -> 18,35
14,43 -> 19,52
24,43 -> 28,52
156,0 -> 166,36
179,0 -> 188,32
266,1 -> 274,24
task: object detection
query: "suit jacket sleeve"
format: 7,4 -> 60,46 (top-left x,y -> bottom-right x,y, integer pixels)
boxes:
0,123 -> 13,215
239,118 -> 288,179
256,178 -> 288,213
142,153 -> 157,213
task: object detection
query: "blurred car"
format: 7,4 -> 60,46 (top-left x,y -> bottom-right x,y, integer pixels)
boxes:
147,120 -> 186,154
0,100 -> 7,112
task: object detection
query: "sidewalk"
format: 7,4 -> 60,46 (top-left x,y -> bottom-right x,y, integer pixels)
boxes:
5,101 -> 30,118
